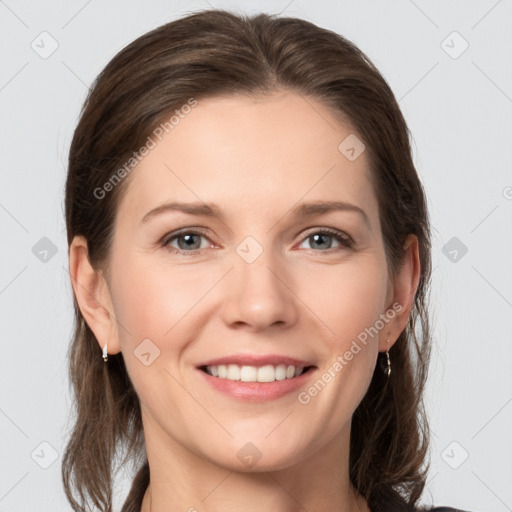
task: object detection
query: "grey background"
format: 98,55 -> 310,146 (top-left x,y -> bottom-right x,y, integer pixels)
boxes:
1,1 -> 511,511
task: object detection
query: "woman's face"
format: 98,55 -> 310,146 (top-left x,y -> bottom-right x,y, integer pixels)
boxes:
97,90 -> 405,471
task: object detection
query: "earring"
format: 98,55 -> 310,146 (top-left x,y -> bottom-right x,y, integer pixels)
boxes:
102,343 -> 108,362
385,338 -> 391,377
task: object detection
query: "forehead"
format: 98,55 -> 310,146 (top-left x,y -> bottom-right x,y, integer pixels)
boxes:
117,90 -> 378,226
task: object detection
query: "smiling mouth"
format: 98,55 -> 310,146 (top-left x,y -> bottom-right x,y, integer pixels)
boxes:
199,364 -> 316,383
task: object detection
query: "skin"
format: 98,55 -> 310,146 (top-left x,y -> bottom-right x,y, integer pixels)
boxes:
69,90 -> 420,512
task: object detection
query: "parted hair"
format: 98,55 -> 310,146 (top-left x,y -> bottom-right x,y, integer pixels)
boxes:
62,9 -> 432,511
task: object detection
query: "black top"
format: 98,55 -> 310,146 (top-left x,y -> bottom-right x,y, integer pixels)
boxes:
431,509 -> 469,512
369,486 -> 469,512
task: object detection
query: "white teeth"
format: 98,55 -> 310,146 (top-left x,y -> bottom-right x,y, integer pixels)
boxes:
257,365 -> 275,382
204,363 -> 308,382
275,365 -> 287,381
227,364 -> 240,380
240,365 -> 257,382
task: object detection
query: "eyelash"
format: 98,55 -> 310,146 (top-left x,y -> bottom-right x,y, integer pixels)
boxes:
160,227 -> 354,255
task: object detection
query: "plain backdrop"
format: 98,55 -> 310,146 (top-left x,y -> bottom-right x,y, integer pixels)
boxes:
1,1 -> 511,511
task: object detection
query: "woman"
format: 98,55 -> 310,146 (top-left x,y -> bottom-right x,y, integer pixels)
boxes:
62,9 -> 469,512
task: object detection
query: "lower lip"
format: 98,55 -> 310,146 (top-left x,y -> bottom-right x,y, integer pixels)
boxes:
197,367 -> 316,402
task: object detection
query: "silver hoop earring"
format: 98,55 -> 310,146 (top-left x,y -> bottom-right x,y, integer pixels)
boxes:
102,343 -> 108,362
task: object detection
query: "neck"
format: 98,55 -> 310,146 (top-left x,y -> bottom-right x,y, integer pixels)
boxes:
138,415 -> 369,512
141,474 -> 368,512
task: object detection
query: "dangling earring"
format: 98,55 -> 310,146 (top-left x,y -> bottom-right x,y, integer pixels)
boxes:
102,343 -> 108,362
385,338 -> 391,377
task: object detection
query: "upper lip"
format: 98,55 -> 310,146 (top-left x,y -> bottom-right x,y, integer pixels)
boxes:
197,354 -> 315,368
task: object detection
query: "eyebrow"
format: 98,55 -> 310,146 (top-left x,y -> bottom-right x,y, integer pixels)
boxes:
141,200 -> 370,228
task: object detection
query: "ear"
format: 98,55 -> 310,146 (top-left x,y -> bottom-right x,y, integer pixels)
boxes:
379,234 -> 421,352
68,235 -> 121,356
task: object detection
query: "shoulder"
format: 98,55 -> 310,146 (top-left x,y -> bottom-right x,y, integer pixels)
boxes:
369,486 -> 471,512
415,498 -> 471,512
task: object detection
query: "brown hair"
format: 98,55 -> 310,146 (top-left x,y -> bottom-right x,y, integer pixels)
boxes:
62,9 -> 432,511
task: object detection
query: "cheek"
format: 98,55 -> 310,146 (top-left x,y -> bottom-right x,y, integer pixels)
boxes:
296,255 -> 389,345
109,253 -> 211,343
107,257 -> 207,412
295,256 -> 387,407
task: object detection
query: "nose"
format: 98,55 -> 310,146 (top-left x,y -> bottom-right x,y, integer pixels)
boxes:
220,249 -> 299,332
